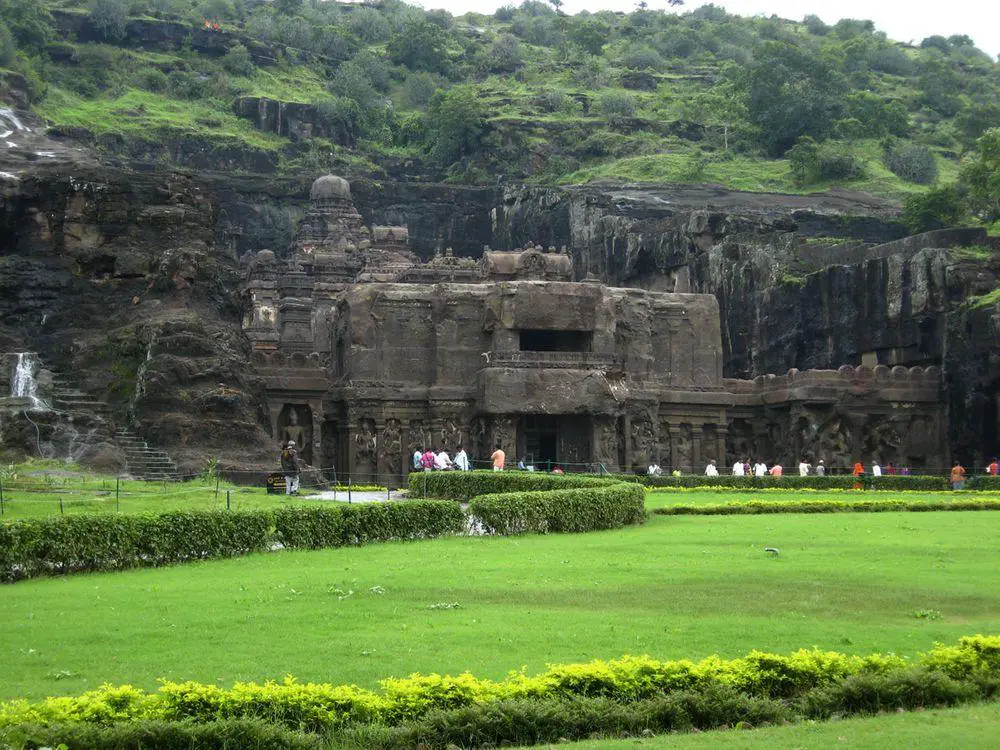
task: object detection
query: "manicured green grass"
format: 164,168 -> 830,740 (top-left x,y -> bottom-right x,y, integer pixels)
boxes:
557,701 -> 1000,749
642,489 -> 999,510
3,512 -> 999,702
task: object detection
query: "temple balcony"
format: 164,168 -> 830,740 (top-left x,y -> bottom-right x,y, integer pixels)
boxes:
481,350 -> 625,371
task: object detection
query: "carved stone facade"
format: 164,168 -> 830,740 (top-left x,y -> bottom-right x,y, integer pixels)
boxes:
243,175 -> 947,483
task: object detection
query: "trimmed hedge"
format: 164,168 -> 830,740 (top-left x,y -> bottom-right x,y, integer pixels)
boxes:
596,473 -> 953,491
2,718 -> 321,750
407,469 -> 612,501
470,483 -> 646,534
0,502 -> 466,582
3,636 -> 997,733
654,498 -> 1000,516
969,475 -> 1000,491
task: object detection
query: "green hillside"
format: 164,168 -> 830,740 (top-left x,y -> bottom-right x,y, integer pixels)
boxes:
1,0 -> 998,215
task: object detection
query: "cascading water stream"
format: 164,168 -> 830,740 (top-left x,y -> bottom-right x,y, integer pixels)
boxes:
11,352 -> 45,409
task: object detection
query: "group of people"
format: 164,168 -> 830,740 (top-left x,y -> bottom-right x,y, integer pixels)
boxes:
413,445 -> 471,471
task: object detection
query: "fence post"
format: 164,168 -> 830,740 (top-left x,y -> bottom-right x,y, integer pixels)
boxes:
386,481 -> 391,503
60,496 -> 64,514
348,477 -> 352,504
116,477 -> 120,511
215,475 -> 220,500
227,490 -> 231,510
0,477 -> 4,515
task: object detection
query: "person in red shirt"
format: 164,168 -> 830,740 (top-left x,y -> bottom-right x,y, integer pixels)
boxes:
852,461 -> 864,490
951,462 -> 966,490
988,458 -> 998,476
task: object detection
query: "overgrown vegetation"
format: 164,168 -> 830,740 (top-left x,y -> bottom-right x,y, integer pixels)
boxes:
0,0 -> 997,209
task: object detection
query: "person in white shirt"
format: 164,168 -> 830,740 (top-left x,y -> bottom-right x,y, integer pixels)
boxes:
872,461 -> 882,477
434,448 -> 453,470
648,463 -> 662,477
815,460 -> 826,476
798,460 -> 810,476
754,461 -> 768,477
732,459 -> 745,476
453,446 -> 470,471
705,460 -> 719,476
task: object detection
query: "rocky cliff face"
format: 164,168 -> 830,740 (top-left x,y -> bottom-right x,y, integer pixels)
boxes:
2,96 -> 997,469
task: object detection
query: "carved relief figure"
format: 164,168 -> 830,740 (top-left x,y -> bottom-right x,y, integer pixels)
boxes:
630,419 -> 656,465
674,424 -> 693,472
354,418 -> 377,480
379,418 -> 402,478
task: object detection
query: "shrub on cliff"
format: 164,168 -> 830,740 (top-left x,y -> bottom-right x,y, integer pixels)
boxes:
89,0 -> 129,41
902,184 -> 966,232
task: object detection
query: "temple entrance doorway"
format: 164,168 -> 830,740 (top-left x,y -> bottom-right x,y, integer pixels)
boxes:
518,415 -> 591,470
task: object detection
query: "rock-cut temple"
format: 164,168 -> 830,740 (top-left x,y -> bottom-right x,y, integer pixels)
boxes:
242,175 -> 946,482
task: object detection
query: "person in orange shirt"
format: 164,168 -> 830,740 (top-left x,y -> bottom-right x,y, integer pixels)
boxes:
951,462 -> 966,490
987,458 -> 998,476
490,442 -> 506,472
769,462 -> 783,478
852,461 -> 864,490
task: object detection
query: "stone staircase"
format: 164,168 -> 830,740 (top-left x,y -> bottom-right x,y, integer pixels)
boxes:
49,373 -> 180,481
114,428 -> 179,481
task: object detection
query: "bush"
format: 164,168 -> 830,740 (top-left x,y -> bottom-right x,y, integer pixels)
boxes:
623,45 -> 663,71
89,0 -> 128,41
969,475 -> 1000,491
598,90 -> 637,127
902,184 -> 966,233
787,137 -> 864,185
654,498 -> 1000,516
802,668 -> 979,718
470,483 -> 646,535
134,65 -> 169,93
589,472 -> 951,491
6,718 -> 322,749
221,43 -> 255,77
0,502 -> 466,582
884,143 -> 939,184
408,470 -> 614,501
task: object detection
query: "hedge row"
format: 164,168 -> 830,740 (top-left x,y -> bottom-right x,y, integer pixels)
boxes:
9,670 -> 988,750
407,470 -> 612,501
470,483 -> 646,534
2,718 -> 320,750
0,502 -> 466,582
969,475 -> 1000,490
654,498 -> 1000,516
3,636 -> 996,733
597,473 -> 954,491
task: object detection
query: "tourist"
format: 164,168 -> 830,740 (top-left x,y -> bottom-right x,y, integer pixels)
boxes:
951,462 -> 966,490
753,460 -> 768,477
886,462 -> 896,475
987,458 -> 998,476
434,447 -> 453,470
648,463 -> 662,477
732,458 -> 745,476
743,460 -> 751,476
815,459 -> 825,476
454,445 -> 470,471
769,462 -> 783,478
280,440 -> 300,496
412,448 -> 422,471
705,459 -> 719,476
901,466 -> 911,475
872,461 -> 882,477
852,460 -> 864,490
491,442 -> 506,472
551,466 -> 564,474
798,459 -> 810,476
420,448 -> 435,471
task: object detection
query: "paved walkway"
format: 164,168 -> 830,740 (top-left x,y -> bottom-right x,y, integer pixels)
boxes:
301,489 -> 407,503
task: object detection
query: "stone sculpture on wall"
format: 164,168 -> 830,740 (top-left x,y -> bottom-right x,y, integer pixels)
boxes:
674,424 -> 693,472
354,418 -> 377,480
379,418 -> 402,479
279,405 -> 312,464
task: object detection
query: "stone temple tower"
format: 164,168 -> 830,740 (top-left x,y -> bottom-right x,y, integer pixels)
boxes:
293,174 -> 371,253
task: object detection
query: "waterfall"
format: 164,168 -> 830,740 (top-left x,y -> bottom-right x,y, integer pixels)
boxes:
11,352 -> 45,409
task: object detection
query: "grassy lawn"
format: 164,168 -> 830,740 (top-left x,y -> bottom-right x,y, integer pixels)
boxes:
3,512 -> 999,701
642,488 -> 1000,510
0,461 -> 387,519
556,701 -> 1000,749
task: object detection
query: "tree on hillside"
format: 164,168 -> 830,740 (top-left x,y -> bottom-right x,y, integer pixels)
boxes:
734,41 -> 847,156
962,128 -> 1000,222
425,85 -> 486,167
0,0 -> 54,51
902,185 -> 966,233
89,0 -> 128,41
388,20 -> 449,73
